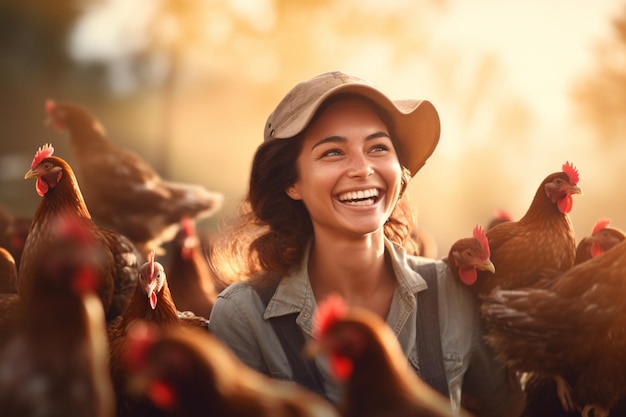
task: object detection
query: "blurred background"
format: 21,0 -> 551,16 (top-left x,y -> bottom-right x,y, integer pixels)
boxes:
1,0 -> 624,255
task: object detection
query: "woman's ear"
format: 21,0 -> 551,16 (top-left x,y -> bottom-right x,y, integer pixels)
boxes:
285,185 -> 301,200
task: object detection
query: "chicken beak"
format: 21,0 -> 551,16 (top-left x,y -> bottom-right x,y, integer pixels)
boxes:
569,184 -> 583,196
481,259 -> 496,274
24,169 -> 37,180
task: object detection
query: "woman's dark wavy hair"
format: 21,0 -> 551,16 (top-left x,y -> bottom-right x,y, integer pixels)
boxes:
210,94 -> 420,284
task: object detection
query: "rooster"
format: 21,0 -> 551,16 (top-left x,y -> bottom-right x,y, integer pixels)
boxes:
0,212 -> 115,417
481,237 -> 626,417
474,162 -> 582,297
304,294 -> 471,417
107,251 -> 209,417
45,99 -> 224,257
123,320 -> 340,417
20,143 -> 141,322
574,218 -> 625,265
443,224 -> 495,287
165,216 -> 220,318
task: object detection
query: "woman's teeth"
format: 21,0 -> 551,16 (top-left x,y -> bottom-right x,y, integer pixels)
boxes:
338,189 -> 379,205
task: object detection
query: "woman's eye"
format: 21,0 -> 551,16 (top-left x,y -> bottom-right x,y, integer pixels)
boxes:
370,144 -> 390,153
320,148 -> 342,157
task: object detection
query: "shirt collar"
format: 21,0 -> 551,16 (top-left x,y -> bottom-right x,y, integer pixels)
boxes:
262,238 -> 429,333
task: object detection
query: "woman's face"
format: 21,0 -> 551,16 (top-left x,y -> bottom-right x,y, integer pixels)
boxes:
287,97 -> 403,239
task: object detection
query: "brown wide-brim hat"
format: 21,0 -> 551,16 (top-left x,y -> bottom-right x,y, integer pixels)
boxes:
264,70 -> 440,176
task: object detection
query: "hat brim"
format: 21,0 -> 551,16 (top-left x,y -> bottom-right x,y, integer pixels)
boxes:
270,83 -> 440,177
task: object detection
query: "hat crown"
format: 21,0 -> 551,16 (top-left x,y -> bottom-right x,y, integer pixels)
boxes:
265,71 -> 373,142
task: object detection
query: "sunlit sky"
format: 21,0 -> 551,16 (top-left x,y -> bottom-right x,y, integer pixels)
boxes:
432,0 -> 620,122
66,0 -> 625,251
73,0 -> 621,119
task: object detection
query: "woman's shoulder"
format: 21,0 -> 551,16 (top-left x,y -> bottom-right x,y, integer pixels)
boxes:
217,279 -> 262,304
405,254 -> 478,304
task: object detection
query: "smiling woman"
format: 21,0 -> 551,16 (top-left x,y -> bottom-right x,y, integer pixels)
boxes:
207,70 -> 526,417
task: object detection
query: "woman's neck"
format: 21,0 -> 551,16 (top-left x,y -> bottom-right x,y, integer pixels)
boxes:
308,231 -> 396,318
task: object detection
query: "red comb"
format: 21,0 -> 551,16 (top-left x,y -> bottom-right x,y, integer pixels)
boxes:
181,216 -> 195,237
125,321 -> 158,371
494,209 -> 514,222
313,293 -> 349,340
473,224 -> 490,258
54,214 -> 92,246
148,381 -> 176,411
562,161 -> 579,185
592,218 -> 611,235
148,250 -> 155,279
31,143 -> 54,169
45,99 -> 56,115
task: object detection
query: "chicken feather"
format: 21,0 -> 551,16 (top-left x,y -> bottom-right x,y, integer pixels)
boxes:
481,238 -> 626,417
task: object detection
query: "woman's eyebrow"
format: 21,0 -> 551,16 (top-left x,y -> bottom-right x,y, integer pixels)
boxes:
311,131 -> 390,151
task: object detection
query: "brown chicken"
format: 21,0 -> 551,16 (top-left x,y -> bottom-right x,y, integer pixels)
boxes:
481,238 -> 626,417
165,217 -> 220,318
20,143 -> 141,321
0,212 -> 115,417
443,224 -> 495,286
475,162 -> 582,297
574,218 -> 625,265
521,372 -> 626,417
45,99 -> 224,257
107,251 -> 209,417
123,320 -> 340,417
304,294 -> 471,417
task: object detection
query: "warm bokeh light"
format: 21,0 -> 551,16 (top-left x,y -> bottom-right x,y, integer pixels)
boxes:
1,0 -> 624,255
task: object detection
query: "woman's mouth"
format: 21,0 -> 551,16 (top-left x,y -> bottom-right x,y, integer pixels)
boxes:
337,188 -> 380,206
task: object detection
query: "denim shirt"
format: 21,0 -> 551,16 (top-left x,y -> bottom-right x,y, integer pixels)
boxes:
209,239 -> 525,417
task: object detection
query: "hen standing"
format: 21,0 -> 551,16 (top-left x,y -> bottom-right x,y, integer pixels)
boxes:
475,162 -> 582,297
0,213 -> 115,417
107,251 -> 208,417
481,238 -> 626,417
20,143 -> 141,321
305,294 -> 471,417
45,99 -> 224,257
124,320 -> 340,417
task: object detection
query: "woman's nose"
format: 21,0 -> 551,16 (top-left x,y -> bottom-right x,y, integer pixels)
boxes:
347,153 -> 374,178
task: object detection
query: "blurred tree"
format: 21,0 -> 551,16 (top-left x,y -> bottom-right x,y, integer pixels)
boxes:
0,0 -> 88,212
571,4 -> 626,145
0,0 -> 80,83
